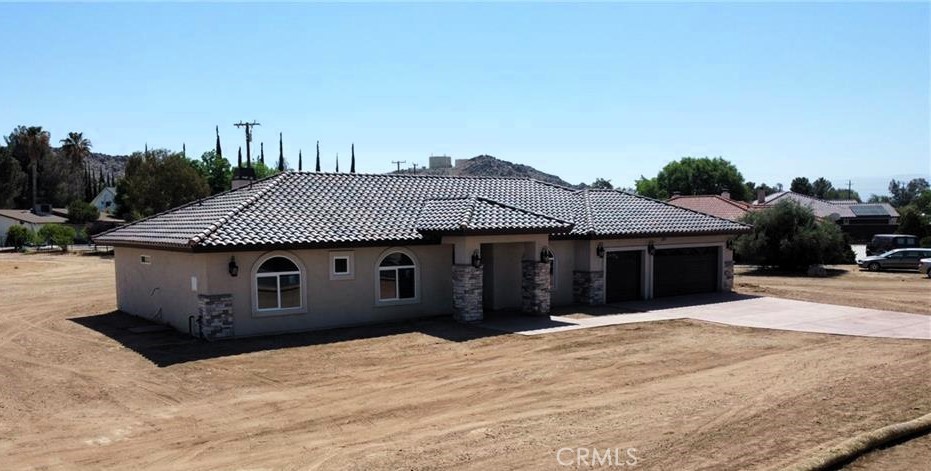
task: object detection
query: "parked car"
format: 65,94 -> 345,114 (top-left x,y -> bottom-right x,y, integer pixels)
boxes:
857,248 -> 931,271
920,258 -> 931,278
866,234 -> 919,256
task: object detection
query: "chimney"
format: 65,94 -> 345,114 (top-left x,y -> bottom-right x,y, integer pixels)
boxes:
757,189 -> 766,204
721,189 -> 730,200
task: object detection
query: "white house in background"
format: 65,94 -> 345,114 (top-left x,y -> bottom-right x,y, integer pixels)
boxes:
91,187 -> 118,214
0,208 -> 67,246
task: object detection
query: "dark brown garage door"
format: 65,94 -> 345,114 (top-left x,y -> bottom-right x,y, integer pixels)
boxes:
606,250 -> 642,302
653,247 -> 718,298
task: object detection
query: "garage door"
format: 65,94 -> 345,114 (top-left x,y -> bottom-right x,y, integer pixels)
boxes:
606,250 -> 642,302
653,247 -> 719,298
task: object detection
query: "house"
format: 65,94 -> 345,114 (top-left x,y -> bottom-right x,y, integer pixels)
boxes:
93,172 -> 750,339
763,191 -> 899,241
667,191 -> 760,222
91,187 -> 118,214
0,207 -> 67,246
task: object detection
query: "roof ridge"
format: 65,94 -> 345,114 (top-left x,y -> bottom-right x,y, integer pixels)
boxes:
613,189 -> 753,228
187,173 -> 290,246
581,189 -> 595,234
459,196 -> 479,229
291,170 -> 580,190
472,196 -> 575,226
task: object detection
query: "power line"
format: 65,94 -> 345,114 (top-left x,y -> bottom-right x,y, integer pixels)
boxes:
233,121 -> 260,167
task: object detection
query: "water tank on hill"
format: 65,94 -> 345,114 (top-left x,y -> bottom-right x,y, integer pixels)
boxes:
429,155 -> 452,169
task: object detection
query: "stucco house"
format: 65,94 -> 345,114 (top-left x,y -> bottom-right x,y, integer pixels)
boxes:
0,207 -> 68,246
91,186 -> 118,214
763,191 -> 899,241
94,172 -> 750,339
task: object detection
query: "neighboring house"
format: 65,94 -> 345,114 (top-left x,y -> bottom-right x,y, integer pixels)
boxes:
763,192 -> 899,241
0,208 -> 67,246
94,172 -> 750,339
91,187 -> 118,214
667,191 -> 759,222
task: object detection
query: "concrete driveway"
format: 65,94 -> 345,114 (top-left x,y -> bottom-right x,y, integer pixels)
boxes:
481,293 -> 931,340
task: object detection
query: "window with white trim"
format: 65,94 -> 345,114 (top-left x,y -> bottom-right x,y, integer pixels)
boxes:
378,252 -> 417,301
255,256 -> 302,311
329,251 -> 355,280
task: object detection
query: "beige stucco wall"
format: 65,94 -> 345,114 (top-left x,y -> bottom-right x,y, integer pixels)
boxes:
113,247 -> 208,333
549,240 -> 577,306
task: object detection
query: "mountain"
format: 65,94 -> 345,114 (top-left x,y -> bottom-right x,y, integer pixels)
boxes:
401,155 -> 578,188
80,151 -> 130,182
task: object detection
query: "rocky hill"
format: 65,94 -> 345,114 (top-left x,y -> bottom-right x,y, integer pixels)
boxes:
78,151 -> 129,181
401,155 -> 578,188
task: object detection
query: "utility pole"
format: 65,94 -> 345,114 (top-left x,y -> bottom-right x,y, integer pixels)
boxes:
234,121 -> 260,167
392,160 -> 406,173
411,163 -> 419,174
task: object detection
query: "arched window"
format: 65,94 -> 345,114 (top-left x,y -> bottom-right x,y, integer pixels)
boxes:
378,251 -> 417,301
255,255 -> 303,311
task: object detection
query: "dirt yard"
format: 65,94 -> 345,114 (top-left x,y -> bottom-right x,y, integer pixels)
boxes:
0,254 -> 928,470
735,265 -> 931,315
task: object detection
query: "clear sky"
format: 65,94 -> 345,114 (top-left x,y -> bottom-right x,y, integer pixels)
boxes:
1,2 -> 928,197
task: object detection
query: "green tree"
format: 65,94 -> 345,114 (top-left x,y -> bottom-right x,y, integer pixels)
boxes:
635,157 -> 749,201
888,178 -> 930,207
59,132 -> 92,166
252,161 -> 281,179
790,177 -> 813,195
590,178 -> 614,189
896,206 -> 928,239
37,224 -> 76,252
5,126 -> 51,208
5,225 -> 35,249
66,199 -> 100,224
734,200 -> 855,270
115,148 -> 210,221
192,150 -> 232,195
811,177 -> 834,199
0,145 -> 26,207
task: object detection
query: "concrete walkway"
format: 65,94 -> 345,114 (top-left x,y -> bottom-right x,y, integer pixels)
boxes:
480,294 -> 931,340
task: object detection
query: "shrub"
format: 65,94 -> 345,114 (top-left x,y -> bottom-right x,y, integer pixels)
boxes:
37,224 -> 77,252
5,225 -> 35,249
67,200 -> 100,224
735,200 -> 855,270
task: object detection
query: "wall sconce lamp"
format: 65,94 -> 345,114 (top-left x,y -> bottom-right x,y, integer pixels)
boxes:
540,247 -> 554,263
228,256 -> 239,277
726,239 -> 734,250
471,249 -> 482,268
647,241 -> 656,256
596,242 -> 605,258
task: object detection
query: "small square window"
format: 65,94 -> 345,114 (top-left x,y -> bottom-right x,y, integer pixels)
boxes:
334,257 -> 349,274
140,255 -> 151,264
329,251 -> 354,280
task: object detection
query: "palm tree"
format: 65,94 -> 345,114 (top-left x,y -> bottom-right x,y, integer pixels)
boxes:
60,132 -> 92,166
24,127 -> 50,209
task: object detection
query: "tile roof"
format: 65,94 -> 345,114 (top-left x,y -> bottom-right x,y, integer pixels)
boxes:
0,209 -> 68,224
666,195 -> 754,222
416,197 -> 574,233
764,192 -> 856,218
848,203 -> 898,217
94,172 -> 750,250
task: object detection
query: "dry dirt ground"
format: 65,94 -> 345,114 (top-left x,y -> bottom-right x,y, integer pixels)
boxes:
734,265 -> 931,315
0,254 -> 929,470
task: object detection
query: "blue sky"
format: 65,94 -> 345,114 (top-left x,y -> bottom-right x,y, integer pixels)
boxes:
1,2 -> 928,197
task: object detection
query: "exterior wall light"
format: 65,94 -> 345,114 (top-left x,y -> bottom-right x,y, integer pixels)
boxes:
647,241 -> 656,256
471,249 -> 482,268
726,239 -> 734,250
228,256 -> 239,277
540,247 -> 554,263
596,242 -> 605,258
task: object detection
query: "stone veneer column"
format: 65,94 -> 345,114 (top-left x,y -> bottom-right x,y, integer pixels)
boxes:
572,270 -> 605,305
521,260 -> 551,315
452,264 -> 483,323
197,294 -> 234,339
722,260 -> 735,291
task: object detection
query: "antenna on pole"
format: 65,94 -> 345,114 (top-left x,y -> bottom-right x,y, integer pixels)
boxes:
234,121 -> 261,167
392,160 -> 407,173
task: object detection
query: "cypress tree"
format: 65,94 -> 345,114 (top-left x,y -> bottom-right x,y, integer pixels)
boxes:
278,133 -> 284,171
260,142 -> 265,165
237,147 -> 243,169
315,141 -> 321,172
350,143 -> 356,174
182,143 -> 187,158
335,153 -> 339,173
215,125 -> 223,158
298,150 -> 303,172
